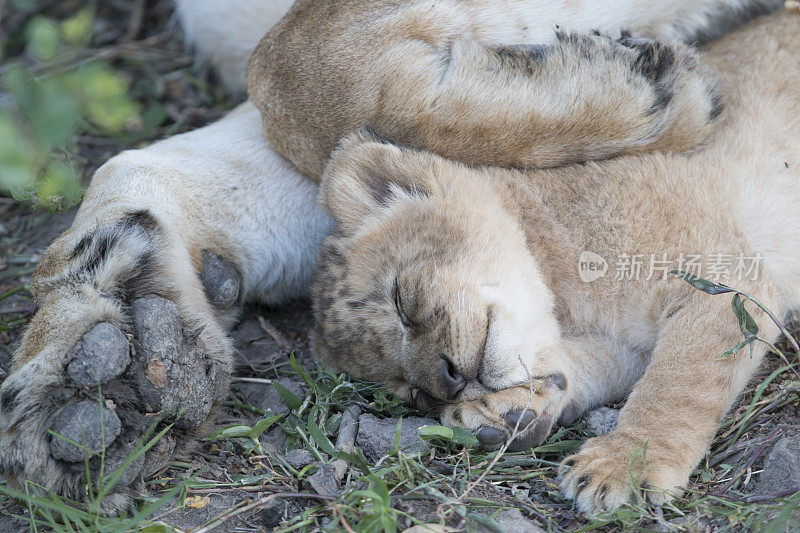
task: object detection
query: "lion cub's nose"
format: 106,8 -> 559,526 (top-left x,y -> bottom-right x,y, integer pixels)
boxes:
438,354 -> 466,400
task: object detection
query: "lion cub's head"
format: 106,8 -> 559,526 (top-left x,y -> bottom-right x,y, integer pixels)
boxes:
311,130 -> 567,411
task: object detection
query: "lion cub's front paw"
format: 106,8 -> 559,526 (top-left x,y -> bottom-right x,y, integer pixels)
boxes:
440,375 -> 567,451
557,433 -> 687,513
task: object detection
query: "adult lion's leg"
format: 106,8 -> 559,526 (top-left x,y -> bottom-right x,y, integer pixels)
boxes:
558,286 -> 778,513
0,103 -> 329,510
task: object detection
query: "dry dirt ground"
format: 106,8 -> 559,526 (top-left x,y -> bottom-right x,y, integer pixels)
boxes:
1,1 -> 799,532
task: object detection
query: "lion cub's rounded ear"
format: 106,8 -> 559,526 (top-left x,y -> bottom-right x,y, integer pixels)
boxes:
320,128 -> 436,232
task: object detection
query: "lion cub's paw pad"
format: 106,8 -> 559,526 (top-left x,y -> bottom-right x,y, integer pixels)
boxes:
506,412 -> 552,452
473,409 -> 552,450
475,426 -> 506,446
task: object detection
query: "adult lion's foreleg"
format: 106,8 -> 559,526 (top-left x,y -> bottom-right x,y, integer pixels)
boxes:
0,103 -> 329,511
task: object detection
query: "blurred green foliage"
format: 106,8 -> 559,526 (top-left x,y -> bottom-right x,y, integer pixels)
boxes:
1,3 -> 140,211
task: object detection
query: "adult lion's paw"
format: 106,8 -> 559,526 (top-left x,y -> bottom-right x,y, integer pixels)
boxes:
439,374 -> 567,451
557,433 -> 686,513
0,214 -> 235,512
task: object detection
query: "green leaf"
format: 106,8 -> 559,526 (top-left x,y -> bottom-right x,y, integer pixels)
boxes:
27,86 -> 81,149
140,104 -> 169,138
670,270 -> 733,295
37,160 -> 82,210
203,424 -> 252,440
418,425 -> 453,441
290,352 -> 315,387
394,418 -> 402,451
307,418 -> 337,456
451,426 -> 479,445
140,526 -> 177,533
731,293 -> 759,337
337,449 -> 372,474
61,8 -> 94,46
532,439 -> 583,454
249,415 -> 282,440
325,412 -> 342,435
272,381 -> 303,411
381,514 -> 397,533
468,513 -> 505,533
26,17 -> 59,62
721,337 -> 755,358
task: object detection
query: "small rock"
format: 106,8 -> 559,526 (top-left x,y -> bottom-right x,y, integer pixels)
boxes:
494,508 -> 545,533
259,499 -> 292,529
241,378 -> 305,416
356,413 -> 437,460
284,448 -> 315,469
49,400 -> 122,462
67,323 -> 130,386
586,407 -> 619,436
753,432 -> 800,496
307,462 -> 342,497
402,525 -> 453,533
260,425 -> 287,452
336,405 -> 361,454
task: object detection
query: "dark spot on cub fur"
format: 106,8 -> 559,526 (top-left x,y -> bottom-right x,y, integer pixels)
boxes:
84,233 -> 117,273
365,172 -> 429,207
70,235 -> 92,259
494,44 -> 549,74
631,41 -> 675,84
546,373 -> 567,391
709,90 -> 724,121
650,86 -> 673,114
1,385 -> 20,412
119,210 -> 159,233
71,210 -> 160,276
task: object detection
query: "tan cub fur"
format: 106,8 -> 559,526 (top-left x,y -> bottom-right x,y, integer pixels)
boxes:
312,12 -> 800,513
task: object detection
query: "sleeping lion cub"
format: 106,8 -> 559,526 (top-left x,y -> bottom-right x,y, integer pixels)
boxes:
312,11 -> 800,512
0,0 -> 783,512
